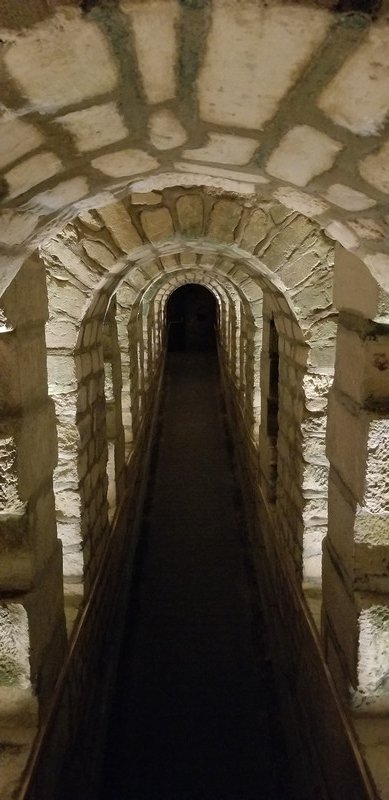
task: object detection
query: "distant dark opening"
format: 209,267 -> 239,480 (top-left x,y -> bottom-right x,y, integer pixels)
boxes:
166,284 -> 217,352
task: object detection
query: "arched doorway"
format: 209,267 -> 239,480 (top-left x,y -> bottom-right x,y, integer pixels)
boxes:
166,284 -> 217,352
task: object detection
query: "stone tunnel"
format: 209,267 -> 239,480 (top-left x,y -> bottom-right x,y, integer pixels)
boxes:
0,0 -> 389,798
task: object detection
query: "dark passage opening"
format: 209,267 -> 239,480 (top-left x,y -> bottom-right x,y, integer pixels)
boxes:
167,284 -> 217,352
99,347 -> 292,800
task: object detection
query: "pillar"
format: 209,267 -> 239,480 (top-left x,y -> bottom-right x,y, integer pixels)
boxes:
0,256 -> 66,734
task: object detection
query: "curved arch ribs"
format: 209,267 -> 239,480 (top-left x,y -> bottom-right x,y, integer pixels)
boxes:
0,186 -> 389,795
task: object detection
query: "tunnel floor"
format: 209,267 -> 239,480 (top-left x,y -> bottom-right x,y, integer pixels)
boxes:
100,351 -> 292,800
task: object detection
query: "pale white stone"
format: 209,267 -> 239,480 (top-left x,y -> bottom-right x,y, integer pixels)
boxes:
3,12 -> 118,112
148,109 -> 187,150
318,24 -> 389,136
273,186 -> 328,217
57,102 -> 128,153
174,161 -> 267,189
183,133 -> 258,166
45,320 -> 77,349
5,152 -> 62,199
0,118 -> 43,170
121,0 -> 179,103
198,2 -> 330,130
324,183 -> 376,212
266,126 -> 342,187
0,211 -> 38,246
325,221 -> 359,250
359,142 -> 389,195
28,177 -> 89,211
92,149 -> 158,178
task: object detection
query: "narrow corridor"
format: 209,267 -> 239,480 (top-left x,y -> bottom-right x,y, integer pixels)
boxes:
100,351 -> 292,800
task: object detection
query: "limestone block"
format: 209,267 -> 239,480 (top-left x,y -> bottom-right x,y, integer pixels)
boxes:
82,240 -> 115,269
46,275 -> 88,321
46,320 -> 77,350
141,208 -> 174,243
348,218 -> 385,242
278,250 -> 321,290
334,325 -> 367,406
0,210 -> 38,246
318,24 -> 389,136
97,202 -> 142,252
47,354 -> 77,396
5,152 -> 62,199
17,401 -> 58,500
354,536 -> 389,593
23,543 -> 67,694
148,109 -> 187,150
121,0 -> 179,104
0,118 -> 43,170
303,527 -> 326,583
78,211 -> 103,232
358,605 -> 389,697
139,261 -> 160,279
176,194 -> 203,238
3,12 -> 118,112
131,192 -> 161,205
325,221 -> 358,252
29,484 -> 57,563
0,254 -> 25,300
92,149 -> 158,178
302,461 -> 328,496
322,540 -> 358,683
327,470 -> 356,570
292,276 -> 333,319
324,184 -> 375,212
363,340 -> 389,406
240,209 -> 271,252
208,199 -> 242,243
198,2 -> 329,129
55,487 -> 81,522
183,133 -> 258,166
266,126 -> 342,187
359,142 -> 389,195
273,187 -> 328,217
326,389 -> 368,501
1,329 -> 49,413
175,160 -> 267,190
364,253 -> 389,300
303,372 -> 332,412
0,517 -> 31,592
0,334 -> 20,414
334,245 -> 380,319
2,256 -> 48,329
363,418 -> 389,514
0,605 -> 30,689
57,102 -> 128,153
30,177 -> 89,212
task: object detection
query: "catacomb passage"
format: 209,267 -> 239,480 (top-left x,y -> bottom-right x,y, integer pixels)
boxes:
99,333 -> 292,800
